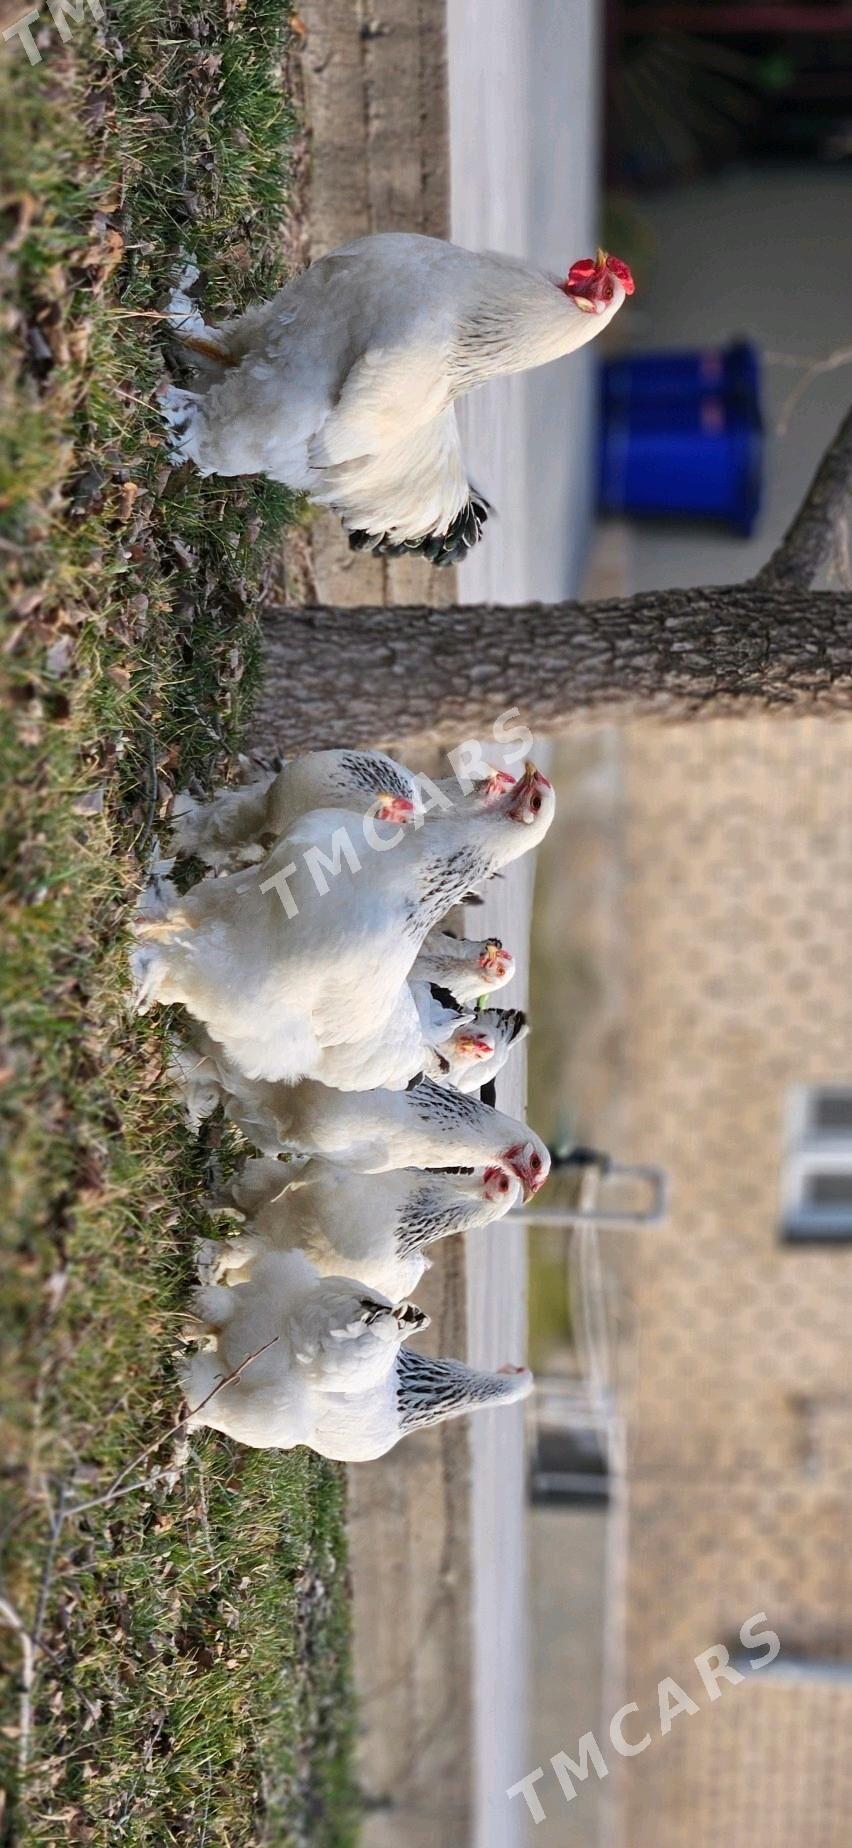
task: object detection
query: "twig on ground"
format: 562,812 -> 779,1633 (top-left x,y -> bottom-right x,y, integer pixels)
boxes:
0,1595 -> 34,1777
194,1457 -> 218,1572
102,308 -> 178,321
65,1336 -> 280,1519
32,1481 -> 66,1651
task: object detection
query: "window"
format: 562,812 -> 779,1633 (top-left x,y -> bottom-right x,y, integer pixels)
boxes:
781,1086 -> 852,1245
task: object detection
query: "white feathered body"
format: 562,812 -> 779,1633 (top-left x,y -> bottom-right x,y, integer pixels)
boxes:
308,1354 -> 535,1462
181,1247 -> 425,1449
207,1158 -> 521,1298
170,748 -> 423,870
166,233 -> 627,553
135,809 -> 433,1082
134,778 -> 554,1085
197,1063 -> 550,1197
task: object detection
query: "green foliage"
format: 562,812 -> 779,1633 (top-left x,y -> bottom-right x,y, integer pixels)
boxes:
0,6 -> 355,1839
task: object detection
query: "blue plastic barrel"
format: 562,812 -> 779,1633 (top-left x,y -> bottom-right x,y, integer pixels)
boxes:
597,340 -> 762,535
602,340 -> 759,411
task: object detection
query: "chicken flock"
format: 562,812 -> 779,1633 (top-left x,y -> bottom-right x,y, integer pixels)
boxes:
135,748 -> 554,1460
142,228 -> 635,1461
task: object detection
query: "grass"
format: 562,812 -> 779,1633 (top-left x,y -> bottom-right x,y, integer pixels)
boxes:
0,4 -> 356,1841
526,1231 -> 573,1373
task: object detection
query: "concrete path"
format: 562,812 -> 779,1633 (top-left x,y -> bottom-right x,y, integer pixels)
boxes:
448,6 -> 601,1842
449,0 -> 600,605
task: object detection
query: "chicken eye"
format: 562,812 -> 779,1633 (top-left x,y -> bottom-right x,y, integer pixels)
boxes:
530,1153 -> 541,1173
530,794 -> 542,813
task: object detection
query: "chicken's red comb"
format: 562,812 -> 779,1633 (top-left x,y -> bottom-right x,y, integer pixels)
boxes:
567,257 -> 598,288
567,252 -> 635,296
607,255 -> 636,295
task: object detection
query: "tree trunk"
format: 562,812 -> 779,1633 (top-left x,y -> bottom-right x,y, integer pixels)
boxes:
254,406 -> 852,752
254,585 -> 852,753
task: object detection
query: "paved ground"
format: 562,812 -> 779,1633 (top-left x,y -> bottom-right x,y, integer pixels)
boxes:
527,1507 -> 609,1847
282,14 -> 477,1843
449,7 -> 600,1844
448,0 -> 600,607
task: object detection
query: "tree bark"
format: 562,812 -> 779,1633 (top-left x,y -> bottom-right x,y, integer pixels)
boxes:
757,404 -> 852,591
254,585 -> 852,753
255,407 -> 852,752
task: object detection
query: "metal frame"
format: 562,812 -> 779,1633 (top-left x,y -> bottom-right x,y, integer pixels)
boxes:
511,1160 -> 669,1230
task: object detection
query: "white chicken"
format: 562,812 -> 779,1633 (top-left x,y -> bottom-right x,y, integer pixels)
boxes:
410,981 -> 484,1067
442,1005 -> 529,1094
308,1354 -> 534,1463
252,978 -> 515,1096
132,762 -> 554,1086
182,1247 -> 430,1450
168,955 -> 521,1108
164,987 -> 475,1118
411,931 -> 515,1005
411,983 -> 527,1092
162,233 -> 634,563
181,1054 -> 551,1198
198,1157 -> 521,1300
170,746 -> 515,873
184,1268 -> 533,1458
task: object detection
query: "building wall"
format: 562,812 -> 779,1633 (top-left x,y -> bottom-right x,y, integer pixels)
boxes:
611,715 -> 852,1847
527,159 -> 852,1848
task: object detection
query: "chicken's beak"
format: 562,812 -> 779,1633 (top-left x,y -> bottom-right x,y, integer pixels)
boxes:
505,761 -> 536,795
504,760 -> 540,821
570,252 -> 611,316
397,1302 -> 430,1333
480,938 -> 504,969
